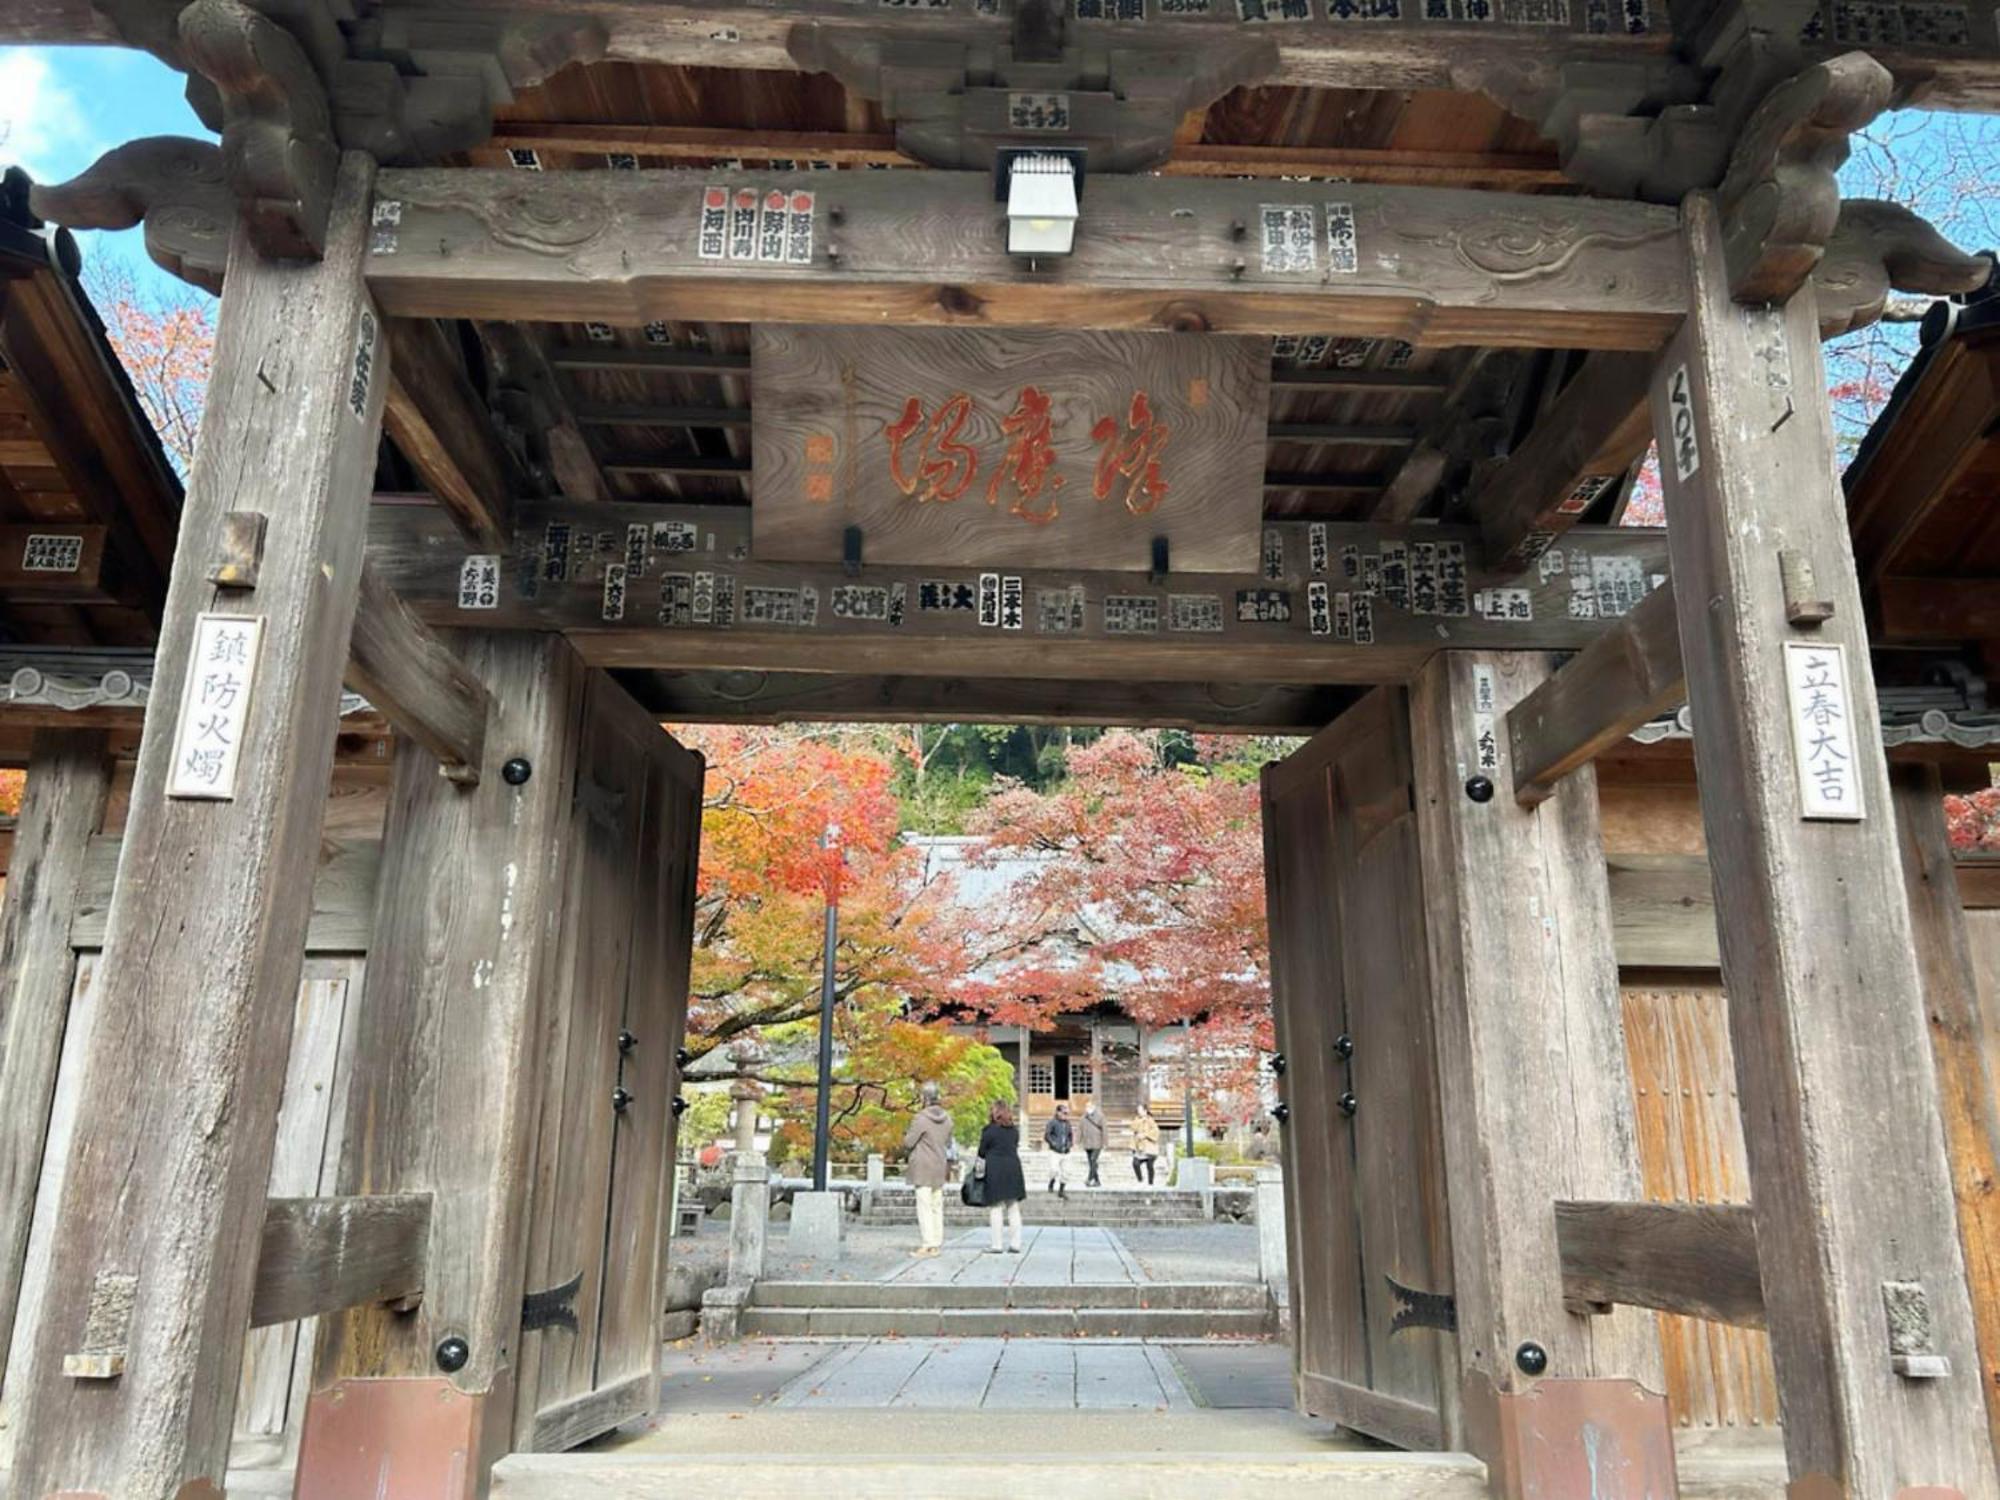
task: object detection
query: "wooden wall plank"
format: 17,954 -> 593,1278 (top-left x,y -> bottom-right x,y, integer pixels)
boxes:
367,170 -> 1688,351
1891,763 -> 2000,1451
1619,983 -> 1780,1435
72,835 -> 377,953
0,729 -> 109,1391
1650,192 -> 1997,1493
1409,651 -> 1664,1434
9,155 -> 390,1500
251,1194 -> 430,1329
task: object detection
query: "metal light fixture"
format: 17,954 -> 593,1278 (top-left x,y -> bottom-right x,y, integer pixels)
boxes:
1004,152 -> 1080,256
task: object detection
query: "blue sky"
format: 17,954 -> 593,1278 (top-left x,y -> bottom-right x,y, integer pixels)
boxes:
0,45 -> 217,301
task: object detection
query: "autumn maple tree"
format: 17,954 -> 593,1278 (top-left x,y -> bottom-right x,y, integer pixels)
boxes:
946,730 -> 1282,1128
84,256 -> 213,475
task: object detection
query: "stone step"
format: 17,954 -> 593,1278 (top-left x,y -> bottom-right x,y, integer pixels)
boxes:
749,1280 -> 1269,1311
857,1209 -> 1208,1228
738,1305 -> 1276,1339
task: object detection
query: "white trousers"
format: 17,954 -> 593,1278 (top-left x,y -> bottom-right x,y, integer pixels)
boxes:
1049,1152 -> 1070,1189
914,1184 -> 945,1249
988,1199 -> 1023,1250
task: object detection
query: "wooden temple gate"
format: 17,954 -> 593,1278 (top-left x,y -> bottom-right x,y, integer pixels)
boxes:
0,0 -> 1998,1494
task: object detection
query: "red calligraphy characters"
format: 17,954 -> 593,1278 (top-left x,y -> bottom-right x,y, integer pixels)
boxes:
1090,391 -> 1171,516
886,393 -> 978,503
985,385 -> 1064,524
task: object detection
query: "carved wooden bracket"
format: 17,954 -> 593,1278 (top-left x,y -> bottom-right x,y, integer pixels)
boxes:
28,137 -> 234,294
180,0 -> 339,259
1811,199 -> 1996,338
1717,50 -> 1893,303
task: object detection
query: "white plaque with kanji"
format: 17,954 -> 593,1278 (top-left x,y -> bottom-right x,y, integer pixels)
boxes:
167,613 -> 264,801
1782,640 -> 1863,822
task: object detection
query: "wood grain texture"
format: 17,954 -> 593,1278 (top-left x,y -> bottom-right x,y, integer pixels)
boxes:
366,169 -> 1688,351
1507,582 -> 1683,806
0,729 -> 109,1391
72,835 -> 377,952
1264,689 -> 1455,1446
252,1194 -> 430,1329
1620,984 -> 1779,1434
1607,854 -> 1719,970
365,499 -> 1672,686
1410,651 -> 1664,1411
344,561 -> 491,783
1473,353 -> 1655,572
1890,763 -> 2000,1452
310,635 -> 588,1475
1651,193 -> 1997,1494
1555,1201 -> 1763,1328
9,155 -> 388,1500
382,317 -> 520,552
751,326 -> 1268,574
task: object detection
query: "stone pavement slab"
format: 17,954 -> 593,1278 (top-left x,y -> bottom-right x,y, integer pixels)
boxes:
759,1338 -> 1209,1412
878,1227 -> 1148,1288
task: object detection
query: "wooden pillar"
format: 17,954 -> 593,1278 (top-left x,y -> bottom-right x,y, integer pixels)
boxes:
1891,764 -> 2000,1452
9,155 -> 388,1499
301,635 -> 587,1498
1652,193 -> 1996,1496
1410,650 -> 1672,1487
0,728 -> 112,1387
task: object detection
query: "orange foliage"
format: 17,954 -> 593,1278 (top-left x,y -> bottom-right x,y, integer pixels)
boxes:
86,259 -> 213,474
0,769 -> 24,819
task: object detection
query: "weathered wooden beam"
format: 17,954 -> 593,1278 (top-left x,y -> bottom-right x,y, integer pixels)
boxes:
1607,852 -> 1719,969
0,729 -> 110,1390
8,156 -> 391,1499
1507,582 -> 1683,806
621,669 -> 1357,734
382,317 -> 520,551
1554,1200 -> 1764,1328
1651,192 -> 1997,1492
344,560 -> 491,784
550,345 -> 749,376
306,636 -> 589,1500
1890,763 -> 2000,1450
365,170 -> 1688,350
1876,575 -> 2000,642
486,121 -> 1568,188
1473,352 -> 1656,571
251,1195 -> 431,1329
1410,651 -> 1666,1459
1272,367 -> 1450,395
1268,421 -> 1418,446
574,402 -> 752,429
476,321 -> 610,504
365,499 -> 1671,683
1368,350 -> 1519,523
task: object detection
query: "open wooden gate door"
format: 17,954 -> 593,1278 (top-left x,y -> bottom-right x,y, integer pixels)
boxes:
513,675 -> 704,1452
1261,687 -> 1457,1450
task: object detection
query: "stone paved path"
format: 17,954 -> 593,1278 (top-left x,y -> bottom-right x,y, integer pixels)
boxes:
771,1339 -> 1199,1411
876,1226 -> 1146,1286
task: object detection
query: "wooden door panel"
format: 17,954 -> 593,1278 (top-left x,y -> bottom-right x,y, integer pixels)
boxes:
1262,755 -> 1366,1397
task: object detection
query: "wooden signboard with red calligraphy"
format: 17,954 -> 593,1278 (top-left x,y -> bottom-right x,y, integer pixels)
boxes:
750,326 -> 1270,573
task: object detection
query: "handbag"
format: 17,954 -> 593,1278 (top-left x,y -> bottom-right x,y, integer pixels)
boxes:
961,1159 -> 989,1208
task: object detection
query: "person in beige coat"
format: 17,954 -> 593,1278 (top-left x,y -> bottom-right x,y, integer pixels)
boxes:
1130,1104 -> 1162,1186
901,1081 -> 955,1255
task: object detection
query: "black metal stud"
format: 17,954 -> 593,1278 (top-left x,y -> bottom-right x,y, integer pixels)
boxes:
618,1029 -> 637,1055
1337,1091 -> 1358,1117
1515,1341 -> 1549,1376
1269,1052 -> 1287,1076
1270,1102 -> 1290,1124
612,1086 -> 634,1113
502,757 -> 532,786
435,1336 -> 470,1373
1332,1034 -> 1354,1059
675,1046 -> 693,1069
1464,775 -> 1494,804
671,1095 -> 690,1117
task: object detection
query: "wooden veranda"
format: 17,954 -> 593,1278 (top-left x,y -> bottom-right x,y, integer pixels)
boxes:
0,0 -> 1997,1494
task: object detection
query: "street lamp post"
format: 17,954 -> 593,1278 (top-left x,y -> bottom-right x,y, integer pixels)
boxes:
1182,1017 -> 1196,1157
811,822 -> 842,1194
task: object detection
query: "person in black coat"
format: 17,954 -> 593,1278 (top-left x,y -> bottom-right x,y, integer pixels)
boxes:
977,1100 -> 1027,1254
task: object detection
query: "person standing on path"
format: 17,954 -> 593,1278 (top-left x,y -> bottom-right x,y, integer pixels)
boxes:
901,1081 -> 955,1256
1078,1102 -> 1107,1187
1130,1104 -> 1161,1185
1043,1101 -> 1074,1198
979,1099 -> 1027,1253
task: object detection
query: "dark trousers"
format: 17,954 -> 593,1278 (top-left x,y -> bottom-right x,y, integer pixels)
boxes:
1133,1154 -> 1155,1184
1085,1147 -> 1102,1185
